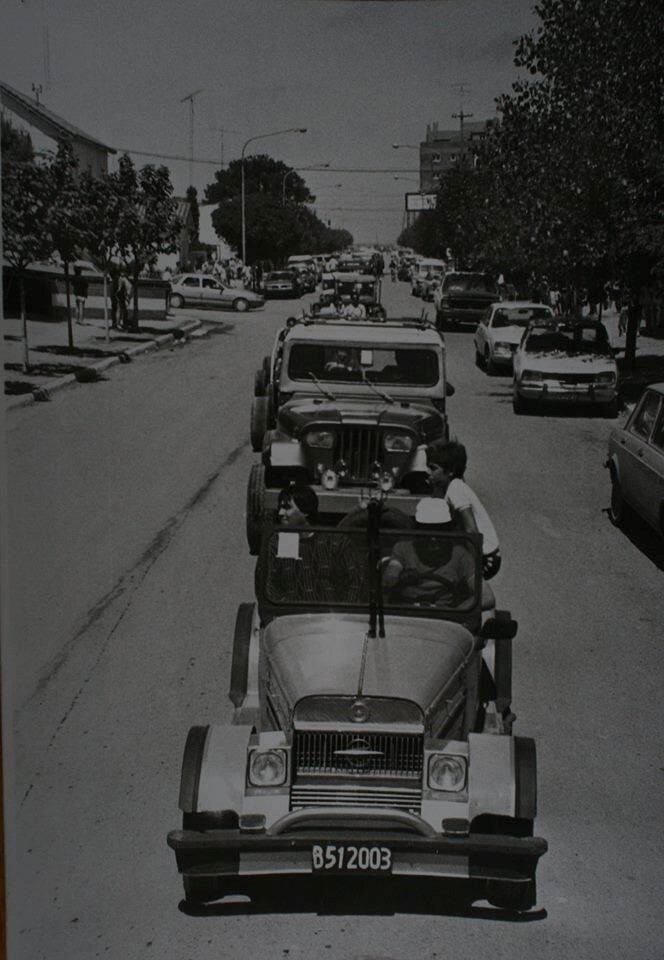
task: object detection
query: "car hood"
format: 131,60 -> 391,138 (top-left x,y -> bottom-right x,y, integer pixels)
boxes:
278,397 -> 441,436
489,326 -> 526,345
519,352 -> 616,373
265,613 -> 474,712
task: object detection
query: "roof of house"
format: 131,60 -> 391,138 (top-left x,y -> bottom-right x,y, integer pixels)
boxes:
0,80 -> 116,154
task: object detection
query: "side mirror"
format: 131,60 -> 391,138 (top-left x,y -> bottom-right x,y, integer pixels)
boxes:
481,610 -> 518,641
445,381 -> 456,397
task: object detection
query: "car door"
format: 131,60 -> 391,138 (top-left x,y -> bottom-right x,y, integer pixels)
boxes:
618,390 -> 663,522
181,275 -> 202,305
639,397 -> 664,532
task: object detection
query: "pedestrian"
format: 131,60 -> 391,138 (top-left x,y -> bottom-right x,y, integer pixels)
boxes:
72,265 -> 89,326
425,439 -> 501,580
618,302 -> 629,336
117,270 -> 132,331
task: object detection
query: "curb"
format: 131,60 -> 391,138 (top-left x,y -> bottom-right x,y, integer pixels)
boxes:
5,319 -> 203,411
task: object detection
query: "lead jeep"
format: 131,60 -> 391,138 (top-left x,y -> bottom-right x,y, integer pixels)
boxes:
247,317 -> 452,554
167,515 -> 547,910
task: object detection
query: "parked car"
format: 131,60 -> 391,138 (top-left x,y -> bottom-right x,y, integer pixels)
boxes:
474,302 -> 554,375
606,383 -> 664,536
167,517 -> 546,910
247,316 -> 453,553
169,274 -> 264,312
262,270 -> 301,299
411,259 -> 446,298
512,316 -> 619,416
435,272 -> 499,329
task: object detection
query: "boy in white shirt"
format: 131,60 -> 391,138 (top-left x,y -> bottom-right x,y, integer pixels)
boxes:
425,439 -> 501,580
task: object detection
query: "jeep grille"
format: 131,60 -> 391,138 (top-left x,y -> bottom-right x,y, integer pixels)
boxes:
290,783 -> 421,813
337,427 -> 384,481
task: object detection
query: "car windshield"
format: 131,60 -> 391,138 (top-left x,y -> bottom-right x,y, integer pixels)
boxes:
493,306 -> 552,328
336,281 -> 376,297
418,265 -> 444,275
287,344 -> 440,386
267,272 -> 292,280
260,526 -> 480,615
524,322 -> 611,355
444,275 -> 495,292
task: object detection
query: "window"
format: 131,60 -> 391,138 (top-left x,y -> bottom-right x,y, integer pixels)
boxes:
652,404 -> 664,451
631,391 -> 662,441
182,277 -> 199,287
202,278 -> 219,289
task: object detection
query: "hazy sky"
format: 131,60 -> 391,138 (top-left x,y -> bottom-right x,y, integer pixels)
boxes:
3,0 -> 539,243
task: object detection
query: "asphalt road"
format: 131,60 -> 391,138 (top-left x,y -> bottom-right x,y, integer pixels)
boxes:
5,282 -> 664,960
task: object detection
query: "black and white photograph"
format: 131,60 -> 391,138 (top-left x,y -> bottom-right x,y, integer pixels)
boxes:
1,1 -> 663,958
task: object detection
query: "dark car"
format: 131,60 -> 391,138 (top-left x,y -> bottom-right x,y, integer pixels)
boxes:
246,316 -> 452,554
435,272 -> 499,330
262,271 -> 301,299
167,518 -> 546,911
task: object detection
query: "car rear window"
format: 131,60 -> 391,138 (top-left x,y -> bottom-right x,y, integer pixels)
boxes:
444,275 -> 495,292
524,323 -> 611,355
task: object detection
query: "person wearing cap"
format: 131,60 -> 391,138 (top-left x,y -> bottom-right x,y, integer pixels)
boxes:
382,498 -> 475,607
425,439 -> 501,580
341,292 -> 366,320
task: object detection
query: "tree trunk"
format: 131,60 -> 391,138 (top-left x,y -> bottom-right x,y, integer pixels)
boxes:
623,301 -> 641,370
103,272 -> 109,343
132,263 -> 140,332
20,274 -> 30,373
64,259 -> 73,348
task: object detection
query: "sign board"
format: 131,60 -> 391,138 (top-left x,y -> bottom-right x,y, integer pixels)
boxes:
405,193 -> 437,212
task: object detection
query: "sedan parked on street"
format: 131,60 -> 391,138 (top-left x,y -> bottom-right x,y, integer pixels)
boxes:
169,274 -> 264,312
606,383 -> 664,538
512,316 -> 619,415
474,302 -> 554,375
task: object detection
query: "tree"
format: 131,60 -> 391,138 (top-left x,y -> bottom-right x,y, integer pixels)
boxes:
2,158 -> 53,370
1,117 -> 34,168
205,155 -> 313,206
43,139 -> 90,348
81,170 -> 126,338
185,185 -> 201,249
113,154 -> 181,329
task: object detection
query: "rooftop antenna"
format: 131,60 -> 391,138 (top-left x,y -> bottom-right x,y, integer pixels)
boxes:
31,83 -> 43,105
451,82 -> 473,142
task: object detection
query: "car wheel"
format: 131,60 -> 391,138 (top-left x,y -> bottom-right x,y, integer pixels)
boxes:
254,367 -> 268,397
250,397 -> 269,452
170,294 -> 184,309
474,348 -> 483,369
485,879 -> 536,913
246,463 -> 266,556
234,298 -> 249,312
609,468 -> 627,527
485,349 -> 495,376
604,397 -> 620,418
513,392 -> 529,415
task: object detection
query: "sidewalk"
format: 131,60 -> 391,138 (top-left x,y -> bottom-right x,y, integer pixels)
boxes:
602,306 -> 664,401
3,309 -> 204,411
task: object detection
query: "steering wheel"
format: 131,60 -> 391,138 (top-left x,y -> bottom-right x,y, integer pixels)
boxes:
395,569 -> 470,606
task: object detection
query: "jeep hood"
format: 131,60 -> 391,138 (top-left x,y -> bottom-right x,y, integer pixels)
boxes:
264,612 -> 474,712
278,397 -> 441,437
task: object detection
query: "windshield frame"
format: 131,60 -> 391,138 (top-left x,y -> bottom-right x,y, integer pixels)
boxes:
523,321 -> 612,356
285,341 -> 442,388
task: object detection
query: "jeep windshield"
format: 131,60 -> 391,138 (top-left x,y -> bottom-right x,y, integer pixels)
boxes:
336,281 -> 376,298
288,344 -> 440,386
444,275 -> 495,292
493,306 -> 552,329
259,527 -> 481,615
524,322 -> 611,356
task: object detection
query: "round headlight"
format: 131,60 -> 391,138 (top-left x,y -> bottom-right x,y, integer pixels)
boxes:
321,469 -> 339,490
304,430 -> 335,449
248,749 -> 287,787
383,433 -> 414,453
428,754 -> 466,792
379,472 -> 394,492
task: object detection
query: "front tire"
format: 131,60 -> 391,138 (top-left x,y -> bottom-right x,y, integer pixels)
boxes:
486,879 -> 536,912
609,468 -> 627,526
250,397 -> 269,452
170,293 -> 184,309
485,349 -> 495,376
513,392 -> 529,415
234,298 -> 249,312
246,463 -> 266,555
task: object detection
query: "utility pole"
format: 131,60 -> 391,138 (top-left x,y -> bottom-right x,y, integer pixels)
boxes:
451,107 -> 473,142
451,81 -> 472,141
31,83 -> 43,105
180,88 -> 204,188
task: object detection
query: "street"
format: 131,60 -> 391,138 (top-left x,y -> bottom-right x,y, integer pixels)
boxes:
5,281 -> 664,960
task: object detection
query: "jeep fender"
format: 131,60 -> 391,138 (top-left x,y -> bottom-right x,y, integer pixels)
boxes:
268,439 -> 307,469
467,732 -> 515,820
411,445 -> 428,473
193,723 -> 255,814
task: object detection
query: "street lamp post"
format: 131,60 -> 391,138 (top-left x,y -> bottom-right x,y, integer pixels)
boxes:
241,127 -> 307,263
281,163 -> 330,206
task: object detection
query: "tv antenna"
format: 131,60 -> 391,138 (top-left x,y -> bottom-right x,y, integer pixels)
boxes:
180,88 -> 204,187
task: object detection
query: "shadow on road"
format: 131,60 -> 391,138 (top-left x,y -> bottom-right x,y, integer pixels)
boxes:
178,877 -> 547,923
604,507 -> 664,571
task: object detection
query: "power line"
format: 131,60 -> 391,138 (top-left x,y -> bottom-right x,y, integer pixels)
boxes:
115,146 -> 418,174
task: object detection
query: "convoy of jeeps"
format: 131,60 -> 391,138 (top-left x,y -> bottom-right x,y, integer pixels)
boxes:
166,248 -> 549,914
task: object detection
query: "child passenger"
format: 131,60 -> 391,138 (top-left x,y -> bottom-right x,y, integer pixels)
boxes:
425,439 -> 502,580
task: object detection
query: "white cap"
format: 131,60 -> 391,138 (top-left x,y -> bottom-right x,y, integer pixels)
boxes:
415,497 -> 452,526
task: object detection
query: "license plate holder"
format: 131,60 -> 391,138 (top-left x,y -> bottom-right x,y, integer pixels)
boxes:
311,843 -> 393,875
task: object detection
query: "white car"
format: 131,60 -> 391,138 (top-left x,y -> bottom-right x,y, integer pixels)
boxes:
411,259 -> 446,297
474,302 -> 554,375
512,317 -> 619,415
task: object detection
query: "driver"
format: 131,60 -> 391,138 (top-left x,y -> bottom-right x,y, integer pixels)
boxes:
382,498 -> 475,606
342,292 -> 367,320
324,347 -> 357,375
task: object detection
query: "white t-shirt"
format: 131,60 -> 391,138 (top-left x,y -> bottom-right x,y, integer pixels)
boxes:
445,478 -> 499,554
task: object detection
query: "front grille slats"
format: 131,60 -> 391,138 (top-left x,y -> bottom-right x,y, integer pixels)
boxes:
545,372 -> 596,384
337,427 -> 383,481
294,730 -> 423,778
291,784 -> 421,812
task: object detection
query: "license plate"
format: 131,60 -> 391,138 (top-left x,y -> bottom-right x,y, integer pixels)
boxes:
311,843 -> 392,874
